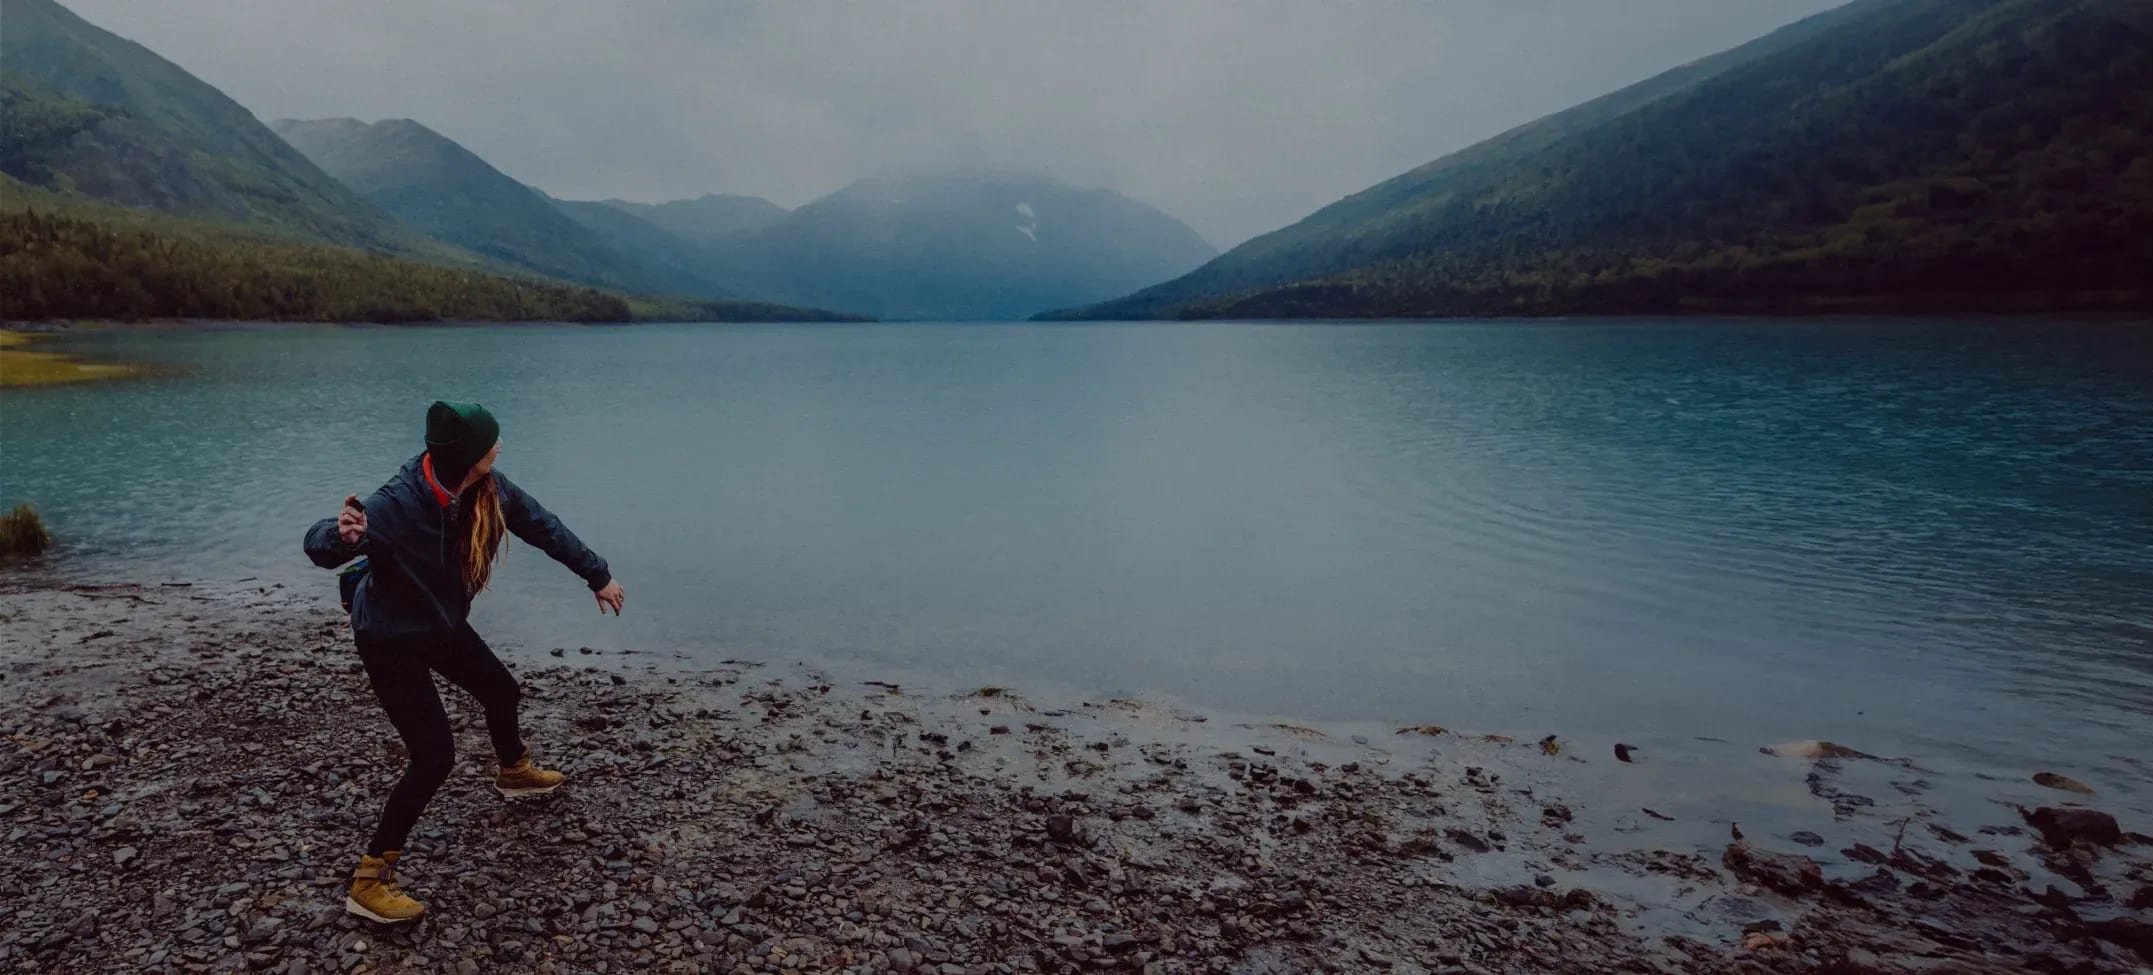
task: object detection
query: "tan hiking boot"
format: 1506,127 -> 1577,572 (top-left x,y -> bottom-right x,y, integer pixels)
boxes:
345,852 -> 424,924
495,746 -> 565,798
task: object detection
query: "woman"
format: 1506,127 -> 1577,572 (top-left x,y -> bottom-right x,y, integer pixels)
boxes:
304,400 -> 626,924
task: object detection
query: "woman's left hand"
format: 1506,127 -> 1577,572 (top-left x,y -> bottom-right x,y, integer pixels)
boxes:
594,580 -> 626,616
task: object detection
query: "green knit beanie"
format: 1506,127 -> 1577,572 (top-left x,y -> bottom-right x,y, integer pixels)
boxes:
425,400 -> 500,484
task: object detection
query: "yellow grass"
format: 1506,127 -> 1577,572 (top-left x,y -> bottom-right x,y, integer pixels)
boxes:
0,331 -> 136,387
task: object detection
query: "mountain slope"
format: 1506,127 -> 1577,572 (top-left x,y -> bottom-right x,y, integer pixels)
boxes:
1047,0 -> 2153,319
708,169 -> 1217,320
601,194 -> 788,246
546,196 -> 735,297
271,117 -> 693,293
0,175 -> 631,322
0,0 -> 433,252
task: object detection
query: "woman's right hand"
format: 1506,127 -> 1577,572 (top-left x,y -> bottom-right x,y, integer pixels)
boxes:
337,495 -> 368,544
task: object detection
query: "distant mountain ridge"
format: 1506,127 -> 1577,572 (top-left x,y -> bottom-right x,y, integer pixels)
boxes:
599,194 -> 789,246
1045,0 -> 2153,319
272,116 -> 727,296
704,169 -> 1218,320
268,116 -> 1215,318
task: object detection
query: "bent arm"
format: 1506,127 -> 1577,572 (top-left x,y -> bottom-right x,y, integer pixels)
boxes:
302,485 -> 397,568
495,473 -> 611,590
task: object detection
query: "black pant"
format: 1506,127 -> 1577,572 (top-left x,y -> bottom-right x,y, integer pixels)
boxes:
357,623 -> 524,856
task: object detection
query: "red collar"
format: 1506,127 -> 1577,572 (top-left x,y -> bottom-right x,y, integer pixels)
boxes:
421,453 -> 455,508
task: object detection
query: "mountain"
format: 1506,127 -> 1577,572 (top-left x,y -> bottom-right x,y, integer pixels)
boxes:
1045,0 -> 2153,320
600,194 -> 789,246
271,117 -> 704,294
0,0 -> 859,323
546,195 -> 734,296
0,0 -> 434,252
706,169 -> 1217,320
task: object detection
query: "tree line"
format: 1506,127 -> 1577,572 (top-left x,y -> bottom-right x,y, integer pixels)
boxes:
0,207 -> 632,323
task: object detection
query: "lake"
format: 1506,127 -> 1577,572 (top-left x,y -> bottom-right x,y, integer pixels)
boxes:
4,319 -> 2150,812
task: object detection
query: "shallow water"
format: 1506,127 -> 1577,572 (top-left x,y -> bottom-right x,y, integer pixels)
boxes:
3,319 -> 2149,813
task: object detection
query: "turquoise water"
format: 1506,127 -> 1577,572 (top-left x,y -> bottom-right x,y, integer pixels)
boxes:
4,320 -> 2150,809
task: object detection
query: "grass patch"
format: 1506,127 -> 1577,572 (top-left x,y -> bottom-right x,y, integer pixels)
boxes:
0,332 -> 136,387
0,503 -> 52,557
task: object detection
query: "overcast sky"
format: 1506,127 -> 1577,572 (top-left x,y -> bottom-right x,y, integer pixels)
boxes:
66,0 -> 1843,248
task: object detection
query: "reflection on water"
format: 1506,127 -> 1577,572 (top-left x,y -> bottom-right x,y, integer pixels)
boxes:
4,319 -> 2150,813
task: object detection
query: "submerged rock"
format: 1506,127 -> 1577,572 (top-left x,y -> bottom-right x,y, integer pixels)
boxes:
2032,772 -> 2095,795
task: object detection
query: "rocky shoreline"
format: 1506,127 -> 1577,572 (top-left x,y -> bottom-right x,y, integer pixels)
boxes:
3,581 -> 2147,974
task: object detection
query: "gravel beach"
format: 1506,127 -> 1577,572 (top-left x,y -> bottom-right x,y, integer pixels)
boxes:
3,581 -> 2146,974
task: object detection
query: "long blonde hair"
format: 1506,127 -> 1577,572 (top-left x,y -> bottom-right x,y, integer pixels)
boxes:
461,473 -> 508,594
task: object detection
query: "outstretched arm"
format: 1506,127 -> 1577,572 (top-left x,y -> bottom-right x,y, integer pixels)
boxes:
495,472 -> 614,592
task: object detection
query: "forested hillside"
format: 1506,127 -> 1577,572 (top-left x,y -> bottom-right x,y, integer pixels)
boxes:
1046,0 -> 2153,319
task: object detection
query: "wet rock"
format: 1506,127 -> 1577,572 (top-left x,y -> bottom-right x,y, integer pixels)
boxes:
1492,885 -> 1558,908
2024,806 -> 2122,849
1723,840 -> 1822,896
2031,772 -> 2094,795
2029,885 -> 2073,910
1788,831 -> 1824,847
1818,947 -> 1884,975
1044,815 -> 1077,844
1842,843 -> 1888,865
2089,917 -> 2153,963
1761,740 -> 1872,760
1444,829 -> 1491,854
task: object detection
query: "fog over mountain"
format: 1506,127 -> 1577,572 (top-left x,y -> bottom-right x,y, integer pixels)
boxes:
59,0 -> 1840,248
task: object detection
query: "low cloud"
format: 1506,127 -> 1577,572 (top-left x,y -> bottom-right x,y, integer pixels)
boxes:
68,0 -> 1842,246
